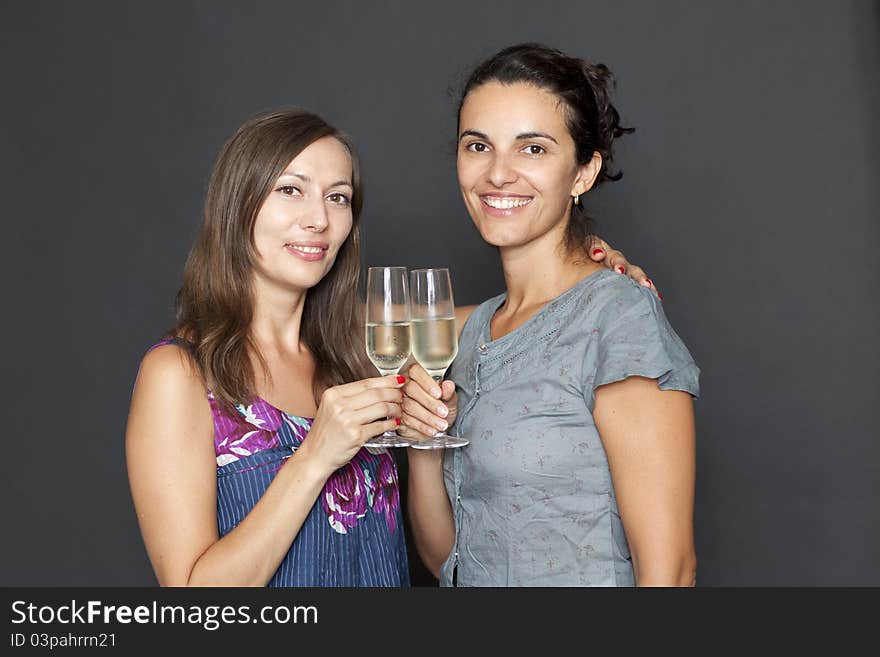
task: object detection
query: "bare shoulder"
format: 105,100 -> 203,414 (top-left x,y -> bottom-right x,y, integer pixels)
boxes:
454,305 -> 478,336
128,343 -> 213,450
135,343 -> 204,399
139,342 -> 199,373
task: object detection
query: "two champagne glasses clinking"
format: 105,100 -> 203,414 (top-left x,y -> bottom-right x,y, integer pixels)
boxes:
364,267 -> 468,450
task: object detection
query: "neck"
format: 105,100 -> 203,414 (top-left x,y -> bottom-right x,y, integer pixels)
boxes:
249,277 -> 309,356
498,220 -> 602,312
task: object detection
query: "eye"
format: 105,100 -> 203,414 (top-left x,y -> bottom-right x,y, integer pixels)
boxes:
276,185 -> 302,197
466,142 -> 490,153
521,144 -> 545,155
327,192 -> 351,206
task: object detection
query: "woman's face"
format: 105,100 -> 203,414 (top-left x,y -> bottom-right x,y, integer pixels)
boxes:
457,81 -> 596,250
251,136 -> 354,294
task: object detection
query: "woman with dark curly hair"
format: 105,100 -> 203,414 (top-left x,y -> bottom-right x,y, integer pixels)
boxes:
403,44 -> 700,587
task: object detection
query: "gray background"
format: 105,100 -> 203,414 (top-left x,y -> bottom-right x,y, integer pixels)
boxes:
1,0 -> 877,586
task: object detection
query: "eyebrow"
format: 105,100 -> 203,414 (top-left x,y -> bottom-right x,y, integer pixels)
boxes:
278,171 -> 353,189
458,129 -> 489,142
516,131 -> 558,144
457,129 -> 559,145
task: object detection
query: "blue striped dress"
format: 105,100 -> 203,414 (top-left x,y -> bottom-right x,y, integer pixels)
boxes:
151,338 -> 410,587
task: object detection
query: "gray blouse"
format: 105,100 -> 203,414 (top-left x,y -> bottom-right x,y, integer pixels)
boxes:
440,269 -> 700,586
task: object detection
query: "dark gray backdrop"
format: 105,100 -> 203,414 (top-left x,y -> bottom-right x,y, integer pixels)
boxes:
1,1 -> 877,586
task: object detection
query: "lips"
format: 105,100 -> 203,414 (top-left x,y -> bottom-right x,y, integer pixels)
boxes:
284,242 -> 329,262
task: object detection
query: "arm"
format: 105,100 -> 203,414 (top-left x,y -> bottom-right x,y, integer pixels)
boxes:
126,345 -> 328,586
592,376 -> 697,586
399,366 -> 459,578
406,447 -> 455,578
126,345 -> 404,586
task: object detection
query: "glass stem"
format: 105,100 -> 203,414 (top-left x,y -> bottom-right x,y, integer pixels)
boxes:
377,367 -> 400,438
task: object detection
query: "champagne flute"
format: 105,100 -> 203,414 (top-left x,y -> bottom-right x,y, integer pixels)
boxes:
408,268 -> 469,449
364,266 -> 413,448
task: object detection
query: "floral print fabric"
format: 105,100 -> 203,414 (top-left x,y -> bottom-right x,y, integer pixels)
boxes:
151,338 -> 403,537
210,393 -> 401,537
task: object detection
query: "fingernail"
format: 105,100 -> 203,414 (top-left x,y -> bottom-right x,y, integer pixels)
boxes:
616,265 -> 625,274
432,388 -> 442,399
658,293 -> 664,301
437,405 -> 449,418
592,248 -> 604,258
436,419 -> 448,431
645,278 -> 654,287
395,418 -> 401,426
396,376 -> 406,384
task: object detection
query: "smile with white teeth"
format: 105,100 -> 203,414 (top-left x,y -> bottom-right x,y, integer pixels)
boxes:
287,245 -> 325,253
482,196 -> 532,209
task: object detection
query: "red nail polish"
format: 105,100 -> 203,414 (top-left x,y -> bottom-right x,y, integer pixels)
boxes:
658,293 -> 664,301
616,265 -> 625,274
396,376 -> 405,384
395,418 -> 401,426
592,248 -> 604,257
645,278 -> 653,287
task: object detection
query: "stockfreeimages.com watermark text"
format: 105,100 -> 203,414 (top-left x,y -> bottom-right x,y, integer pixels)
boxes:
11,599 -> 317,631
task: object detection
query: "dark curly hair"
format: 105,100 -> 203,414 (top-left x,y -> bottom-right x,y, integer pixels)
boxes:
457,43 -> 634,254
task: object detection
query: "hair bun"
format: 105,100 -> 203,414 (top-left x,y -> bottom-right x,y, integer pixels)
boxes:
579,60 -> 634,182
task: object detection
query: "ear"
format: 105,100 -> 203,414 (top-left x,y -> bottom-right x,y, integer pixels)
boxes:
571,151 -> 603,197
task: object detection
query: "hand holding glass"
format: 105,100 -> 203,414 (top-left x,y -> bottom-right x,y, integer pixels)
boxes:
364,266 -> 412,448
409,268 -> 468,449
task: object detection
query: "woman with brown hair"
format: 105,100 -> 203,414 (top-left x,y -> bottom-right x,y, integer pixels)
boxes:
125,110 -> 410,586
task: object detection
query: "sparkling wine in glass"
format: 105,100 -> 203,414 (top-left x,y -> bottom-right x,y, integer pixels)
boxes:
364,266 -> 412,448
409,268 -> 469,449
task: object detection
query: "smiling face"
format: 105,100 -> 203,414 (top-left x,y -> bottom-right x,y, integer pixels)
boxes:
457,81 -> 599,251
251,136 -> 355,294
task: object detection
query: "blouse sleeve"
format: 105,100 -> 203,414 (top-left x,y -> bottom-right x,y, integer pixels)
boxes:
586,281 -> 700,408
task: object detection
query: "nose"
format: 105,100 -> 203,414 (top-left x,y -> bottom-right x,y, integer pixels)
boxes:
299,197 -> 329,232
486,152 -> 518,188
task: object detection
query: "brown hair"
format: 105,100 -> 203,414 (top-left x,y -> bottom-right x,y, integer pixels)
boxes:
173,109 -> 370,410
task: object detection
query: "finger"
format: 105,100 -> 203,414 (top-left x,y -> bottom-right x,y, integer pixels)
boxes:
396,421 -> 435,442
589,237 -> 610,262
627,265 -> 649,286
606,249 -> 630,275
402,396 -> 449,433
403,378 -> 449,418
400,409 -> 444,439
353,400 -> 402,425
440,382 -> 458,419
361,417 -> 401,442
332,374 -> 405,400
406,362 -> 442,399
440,380 -> 457,401
640,275 -> 661,299
348,387 -> 406,412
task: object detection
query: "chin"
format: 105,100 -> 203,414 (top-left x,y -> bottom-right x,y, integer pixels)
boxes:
473,222 -> 530,248
277,264 -> 334,292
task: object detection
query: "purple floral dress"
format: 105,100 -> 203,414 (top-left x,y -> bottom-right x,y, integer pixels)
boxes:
150,338 -> 409,587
